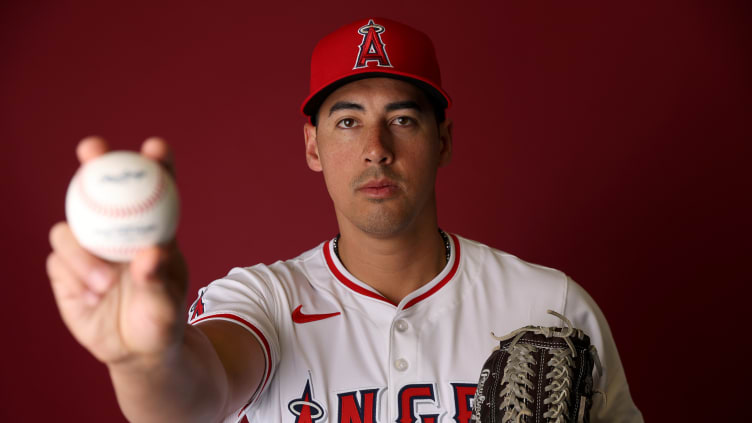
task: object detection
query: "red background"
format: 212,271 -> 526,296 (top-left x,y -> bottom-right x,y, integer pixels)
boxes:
1,1 -> 749,421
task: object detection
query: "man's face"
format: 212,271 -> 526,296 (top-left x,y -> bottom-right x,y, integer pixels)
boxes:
304,77 -> 452,237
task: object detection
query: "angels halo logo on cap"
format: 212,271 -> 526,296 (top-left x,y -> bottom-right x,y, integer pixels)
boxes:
301,17 -> 452,119
354,19 -> 393,69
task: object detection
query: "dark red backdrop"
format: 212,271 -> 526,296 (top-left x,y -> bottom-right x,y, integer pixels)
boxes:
2,1 -> 749,421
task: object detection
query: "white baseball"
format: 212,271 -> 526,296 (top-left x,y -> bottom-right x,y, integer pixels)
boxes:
65,151 -> 180,262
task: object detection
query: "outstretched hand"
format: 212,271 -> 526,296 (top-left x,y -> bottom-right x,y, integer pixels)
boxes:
47,136 -> 188,367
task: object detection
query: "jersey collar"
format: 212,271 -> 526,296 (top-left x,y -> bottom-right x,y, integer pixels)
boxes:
322,233 -> 461,309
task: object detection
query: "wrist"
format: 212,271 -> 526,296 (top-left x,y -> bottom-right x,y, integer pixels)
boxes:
106,338 -> 183,376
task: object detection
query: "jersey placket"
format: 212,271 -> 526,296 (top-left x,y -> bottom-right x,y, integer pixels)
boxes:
387,307 -> 420,421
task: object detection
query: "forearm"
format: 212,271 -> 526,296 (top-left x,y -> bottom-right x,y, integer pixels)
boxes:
108,324 -> 230,423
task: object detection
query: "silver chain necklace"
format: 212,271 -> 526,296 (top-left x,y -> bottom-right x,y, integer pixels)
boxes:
332,229 -> 451,263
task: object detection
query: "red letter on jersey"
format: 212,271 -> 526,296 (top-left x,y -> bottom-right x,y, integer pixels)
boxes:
337,389 -> 379,423
288,380 -> 325,423
451,383 -> 477,423
396,384 -> 437,423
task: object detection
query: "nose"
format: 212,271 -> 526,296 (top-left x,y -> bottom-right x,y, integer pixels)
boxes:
362,124 -> 394,165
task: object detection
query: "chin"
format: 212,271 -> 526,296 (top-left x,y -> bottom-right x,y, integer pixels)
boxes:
355,211 -> 414,237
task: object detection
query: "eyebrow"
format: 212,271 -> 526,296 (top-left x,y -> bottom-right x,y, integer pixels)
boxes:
328,101 -> 364,116
328,100 -> 422,116
385,101 -> 422,112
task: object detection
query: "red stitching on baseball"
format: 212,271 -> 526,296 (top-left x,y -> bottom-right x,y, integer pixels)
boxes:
88,244 -> 144,255
77,168 -> 168,218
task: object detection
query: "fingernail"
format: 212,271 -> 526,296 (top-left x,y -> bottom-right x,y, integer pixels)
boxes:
88,268 -> 112,292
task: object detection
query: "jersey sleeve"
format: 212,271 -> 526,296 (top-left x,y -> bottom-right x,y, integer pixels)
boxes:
563,277 -> 644,423
187,266 -> 282,419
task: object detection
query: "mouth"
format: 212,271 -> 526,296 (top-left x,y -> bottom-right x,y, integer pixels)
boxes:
357,179 -> 399,199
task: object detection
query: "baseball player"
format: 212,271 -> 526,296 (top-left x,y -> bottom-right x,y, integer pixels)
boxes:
47,18 -> 642,423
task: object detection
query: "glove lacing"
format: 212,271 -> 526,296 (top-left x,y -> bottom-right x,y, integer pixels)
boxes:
497,342 -> 537,422
491,310 -> 602,423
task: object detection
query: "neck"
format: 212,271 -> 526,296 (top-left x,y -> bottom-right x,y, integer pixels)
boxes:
335,223 -> 448,305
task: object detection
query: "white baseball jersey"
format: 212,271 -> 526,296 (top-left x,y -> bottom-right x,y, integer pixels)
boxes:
188,233 -> 642,423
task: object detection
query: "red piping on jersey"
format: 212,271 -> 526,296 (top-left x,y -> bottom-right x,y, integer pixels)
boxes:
190,313 -> 273,415
403,233 -> 461,309
323,240 -> 398,306
323,233 -> 461,309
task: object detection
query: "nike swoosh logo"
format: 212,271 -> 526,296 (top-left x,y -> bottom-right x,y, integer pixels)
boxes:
291,305 -> 341,324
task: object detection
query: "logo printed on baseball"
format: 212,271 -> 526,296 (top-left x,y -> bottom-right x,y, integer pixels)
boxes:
65,151 -> 180,262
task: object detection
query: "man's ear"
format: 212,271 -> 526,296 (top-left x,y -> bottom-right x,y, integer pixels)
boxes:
304,122 -> 322,172
438,119 -> 453,167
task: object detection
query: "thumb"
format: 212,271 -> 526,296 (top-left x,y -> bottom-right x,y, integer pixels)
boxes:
129,243 -> 188,305
120,245 -> 188,355
129,246 -> 163,286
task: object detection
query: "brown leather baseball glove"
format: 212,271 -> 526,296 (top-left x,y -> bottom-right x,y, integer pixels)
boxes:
471,310 -> 602,423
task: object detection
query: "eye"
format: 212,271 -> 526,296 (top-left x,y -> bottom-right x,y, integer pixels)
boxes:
336,118 -> 357,129
392,116 -> 414,126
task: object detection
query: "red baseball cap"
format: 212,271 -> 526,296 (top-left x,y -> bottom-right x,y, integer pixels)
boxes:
301,18 -> 452,119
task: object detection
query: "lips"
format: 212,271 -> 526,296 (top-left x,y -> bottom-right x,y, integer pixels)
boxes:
358,179 -> 398,198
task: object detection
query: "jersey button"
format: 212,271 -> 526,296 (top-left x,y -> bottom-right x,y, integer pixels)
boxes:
394,358 -> 409,371
395,319 -> 408,332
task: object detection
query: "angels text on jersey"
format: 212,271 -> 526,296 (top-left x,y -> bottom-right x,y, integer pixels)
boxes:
284,375 -> 476,423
